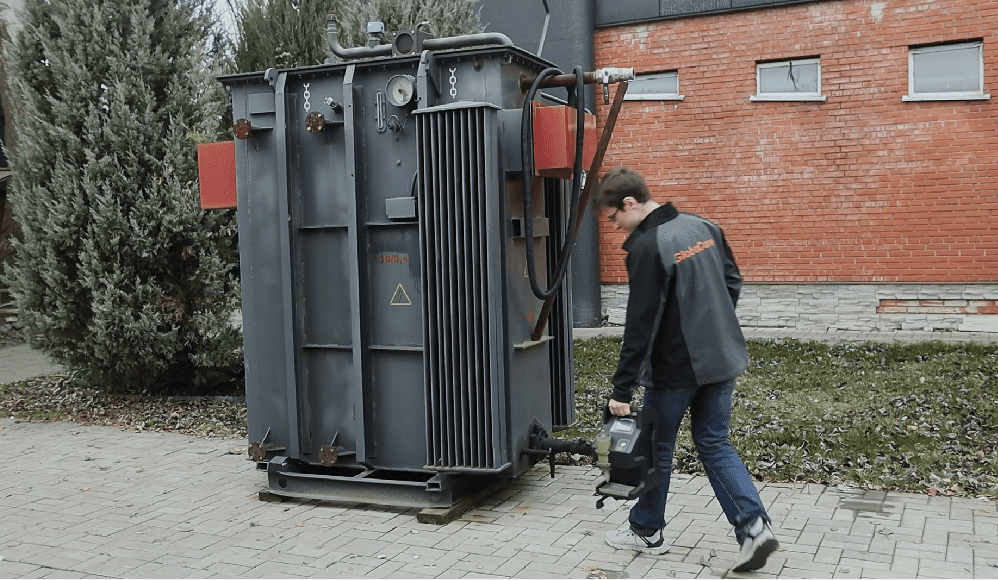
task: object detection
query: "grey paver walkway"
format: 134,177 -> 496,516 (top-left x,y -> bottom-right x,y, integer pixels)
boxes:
0,418 -> 996,579
1,327 -> 997,578
0,343 -> 64,385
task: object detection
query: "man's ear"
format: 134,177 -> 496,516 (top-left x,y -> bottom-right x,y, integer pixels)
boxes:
621,196 -> 637,208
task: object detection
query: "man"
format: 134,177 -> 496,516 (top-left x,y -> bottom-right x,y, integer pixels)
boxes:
596,167 -> 778,572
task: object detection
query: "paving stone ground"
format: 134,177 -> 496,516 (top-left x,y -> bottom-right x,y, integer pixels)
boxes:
0,416 -> 997,579
0,343 -> 63,385
2,328 -> 997,579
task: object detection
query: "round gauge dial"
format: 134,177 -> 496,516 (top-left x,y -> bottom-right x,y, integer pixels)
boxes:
387,74 -> 417,107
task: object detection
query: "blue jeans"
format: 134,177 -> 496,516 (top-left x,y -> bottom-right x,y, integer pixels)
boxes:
629,378 -> 769,544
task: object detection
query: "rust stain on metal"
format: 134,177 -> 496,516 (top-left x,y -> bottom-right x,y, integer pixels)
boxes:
306,112 -> 326,134
233,118 -> 252,140
318,445 -> 338,466
248,441 -> 267,462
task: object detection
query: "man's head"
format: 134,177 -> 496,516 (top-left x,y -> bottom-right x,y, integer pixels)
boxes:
594,167 -> 651,210
595,167 -> 658,234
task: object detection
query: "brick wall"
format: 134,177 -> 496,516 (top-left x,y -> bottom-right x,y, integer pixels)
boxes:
594,0 -> 998,285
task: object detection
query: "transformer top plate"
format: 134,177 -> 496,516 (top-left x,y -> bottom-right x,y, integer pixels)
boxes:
218,44 -> 556,87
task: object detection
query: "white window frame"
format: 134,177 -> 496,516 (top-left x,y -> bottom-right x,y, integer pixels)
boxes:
623,71 -> 683,101
750,58 -> 826,102
903,41 -> 990,101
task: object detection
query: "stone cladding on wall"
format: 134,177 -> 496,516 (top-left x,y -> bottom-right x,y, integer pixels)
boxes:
601,284 -> 998,333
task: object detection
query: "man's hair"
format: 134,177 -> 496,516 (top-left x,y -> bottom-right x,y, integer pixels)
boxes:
594,167 -> 651,210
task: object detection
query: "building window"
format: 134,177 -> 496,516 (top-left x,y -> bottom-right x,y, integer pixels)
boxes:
750,58 -> 826,102
904,41 -> 990,101
623,71 -> 683,101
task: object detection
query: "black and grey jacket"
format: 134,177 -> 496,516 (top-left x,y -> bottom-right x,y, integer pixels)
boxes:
610,203 -> 748,403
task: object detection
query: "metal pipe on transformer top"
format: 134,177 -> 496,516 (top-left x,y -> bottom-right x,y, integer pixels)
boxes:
326,14 -> 393,60
423,33 -> 514,50
326,13 -> 514,61
519,68 -> 634,92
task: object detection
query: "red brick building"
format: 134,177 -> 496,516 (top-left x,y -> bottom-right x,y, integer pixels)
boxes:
593,0 -> 998,332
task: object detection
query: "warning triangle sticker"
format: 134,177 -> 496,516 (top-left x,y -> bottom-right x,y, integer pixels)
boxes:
390,283 -> 412,306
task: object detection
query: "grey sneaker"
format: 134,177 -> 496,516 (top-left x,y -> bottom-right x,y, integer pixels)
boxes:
604,525 -> 670,555
731,517 -> 779,572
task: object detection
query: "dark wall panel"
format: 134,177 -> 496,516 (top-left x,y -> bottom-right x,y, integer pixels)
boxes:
661,0 -> 730,18
596,0 -> 659,25
596,0 -> 823,26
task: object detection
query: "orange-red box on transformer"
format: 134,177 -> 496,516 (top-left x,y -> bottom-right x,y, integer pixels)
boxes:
532,103 -> 597,179
197,141 -> 237,209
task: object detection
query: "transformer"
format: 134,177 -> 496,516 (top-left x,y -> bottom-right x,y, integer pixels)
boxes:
199,14 -> 636,512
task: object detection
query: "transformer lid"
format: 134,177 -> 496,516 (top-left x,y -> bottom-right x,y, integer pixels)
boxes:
217,43 -> 555,87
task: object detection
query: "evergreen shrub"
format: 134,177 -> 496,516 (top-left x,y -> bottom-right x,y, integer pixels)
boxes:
234,0 -> 482,73
4,0 -> 241,394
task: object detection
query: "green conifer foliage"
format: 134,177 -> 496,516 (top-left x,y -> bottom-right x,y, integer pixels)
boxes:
355,0 -> 482,44
234,0 -> 482,73
235,0 -> 339,71
4,0 -> 241,394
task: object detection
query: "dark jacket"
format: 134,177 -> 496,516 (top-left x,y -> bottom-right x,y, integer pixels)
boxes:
610,203 -> 748,403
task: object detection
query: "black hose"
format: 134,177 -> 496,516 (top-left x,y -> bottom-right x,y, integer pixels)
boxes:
521,66 -> 587,300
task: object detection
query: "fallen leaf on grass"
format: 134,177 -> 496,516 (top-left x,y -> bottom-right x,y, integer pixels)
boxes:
576,338 -> 998,500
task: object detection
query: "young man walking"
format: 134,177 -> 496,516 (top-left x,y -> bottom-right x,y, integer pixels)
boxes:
596,167 -> 779,572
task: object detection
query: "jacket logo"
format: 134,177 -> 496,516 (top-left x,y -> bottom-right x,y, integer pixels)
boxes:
675,238 -> 715,263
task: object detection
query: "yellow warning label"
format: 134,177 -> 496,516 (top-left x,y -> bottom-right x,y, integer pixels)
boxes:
390,283 -> 412,306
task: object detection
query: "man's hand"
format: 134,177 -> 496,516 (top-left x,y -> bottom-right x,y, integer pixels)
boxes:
608,399 -> 631,417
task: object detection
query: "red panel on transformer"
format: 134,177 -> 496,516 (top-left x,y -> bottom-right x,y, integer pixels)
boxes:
532,103 -> 597,180
197,141 -> 237,209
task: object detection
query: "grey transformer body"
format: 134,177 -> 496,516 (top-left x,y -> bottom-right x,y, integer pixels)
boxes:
221,39 -> 580,508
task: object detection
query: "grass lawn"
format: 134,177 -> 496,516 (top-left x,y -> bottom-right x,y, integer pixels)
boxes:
571,336 -> 998,499
5,335 -> 995,499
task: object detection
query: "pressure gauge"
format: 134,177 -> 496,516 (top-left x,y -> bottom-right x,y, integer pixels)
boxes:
386,74 -> 416,107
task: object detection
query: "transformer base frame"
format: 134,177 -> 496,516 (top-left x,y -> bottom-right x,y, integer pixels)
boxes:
263,456 -> 507,515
